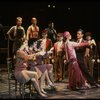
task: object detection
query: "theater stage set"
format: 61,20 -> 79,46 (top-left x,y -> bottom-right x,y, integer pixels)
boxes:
0,1 -> 100,99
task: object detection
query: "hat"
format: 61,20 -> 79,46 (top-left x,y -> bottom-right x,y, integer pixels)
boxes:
63,31 -> 70,38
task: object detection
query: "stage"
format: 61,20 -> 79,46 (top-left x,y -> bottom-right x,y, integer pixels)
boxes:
0,70 -> 100,99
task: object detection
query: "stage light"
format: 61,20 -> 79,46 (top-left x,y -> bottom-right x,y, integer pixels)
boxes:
68,8 -> 70,10
53,5 -> 55,8
48,5 -> 50,7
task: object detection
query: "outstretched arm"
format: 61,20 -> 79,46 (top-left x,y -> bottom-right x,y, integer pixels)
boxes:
72,41 -> 89,48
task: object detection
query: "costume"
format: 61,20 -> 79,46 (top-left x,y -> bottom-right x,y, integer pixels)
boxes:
75,38 -> 97,86
64,41 -> 89,89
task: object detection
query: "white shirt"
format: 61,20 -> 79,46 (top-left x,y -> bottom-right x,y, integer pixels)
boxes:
41,38 -> 46,51
57,41 -> 63,52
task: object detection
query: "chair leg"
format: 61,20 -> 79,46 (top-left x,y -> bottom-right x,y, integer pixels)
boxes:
15,80 -> 17,96
18,82 -> 33,98
19,83 -> 25,98
29,84 -> 32,97
8,79 -> 11,98
22,84 -> 25,98
19,83 -> 22,97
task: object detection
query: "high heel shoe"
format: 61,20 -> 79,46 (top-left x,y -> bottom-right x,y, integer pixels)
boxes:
49,83 -> 56,88
38,93 -> 48,98
85,83 -> 91,89
41,89 -> 47,94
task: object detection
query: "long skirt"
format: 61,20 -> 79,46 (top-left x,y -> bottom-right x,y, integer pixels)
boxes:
68,59 -> 85,90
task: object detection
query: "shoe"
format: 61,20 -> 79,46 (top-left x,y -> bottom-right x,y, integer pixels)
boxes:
85,83 -> 91,89
49,83 -> 55,88
80,86 -> 87,90
41,89 -> 47,94
37,93 -> 48,98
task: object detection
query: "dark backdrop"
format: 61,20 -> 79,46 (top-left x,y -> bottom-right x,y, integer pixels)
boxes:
0,1 -> 100,47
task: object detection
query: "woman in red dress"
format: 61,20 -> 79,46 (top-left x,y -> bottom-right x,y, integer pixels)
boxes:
63,31 -> 91,90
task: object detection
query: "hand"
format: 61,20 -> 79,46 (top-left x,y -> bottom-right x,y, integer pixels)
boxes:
64,60 -> 67,64
88,39 -> 96,46
39,51 -> 46,56
50,47 -> 54,51
47,50 -> 53,54
51,59 -> 55,63
91,39 -> 96,46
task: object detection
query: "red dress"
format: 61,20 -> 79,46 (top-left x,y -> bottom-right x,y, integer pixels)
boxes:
64,41 -> 88,90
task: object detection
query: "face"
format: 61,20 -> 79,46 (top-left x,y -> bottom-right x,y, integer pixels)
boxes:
16,20 -> 22,26
86,36 -> 91,41
77,31 -> 83,39
49,22 -> 54,28
57,36 -> 63,41
32,18 -> 37,25
42,34 -> 47,38
63,32 -> 71,41
23,40 -> 28,48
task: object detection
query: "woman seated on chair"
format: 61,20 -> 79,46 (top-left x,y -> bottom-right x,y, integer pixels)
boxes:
14,38 -> 47,98
21,40 -> 55,92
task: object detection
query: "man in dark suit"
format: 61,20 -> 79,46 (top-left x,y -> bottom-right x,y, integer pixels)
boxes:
75,29 -> 99,87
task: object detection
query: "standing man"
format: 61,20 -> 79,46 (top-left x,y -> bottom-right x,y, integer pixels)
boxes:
84,32 -> 97,77
27,17 -> 39,46
7,17 -> 25,58
38,29 -> 53,64
75,29 -> 99,87
45,22 -> 57,45
52,33 -> 64,82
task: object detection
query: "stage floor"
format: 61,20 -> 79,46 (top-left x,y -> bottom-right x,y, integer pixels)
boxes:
0,71 -> 100,99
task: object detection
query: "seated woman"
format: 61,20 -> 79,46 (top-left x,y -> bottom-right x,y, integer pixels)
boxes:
28,51 -> 55,89
14,39 -> 47,98
19,40 -> 55,93
30,30 -> 54,87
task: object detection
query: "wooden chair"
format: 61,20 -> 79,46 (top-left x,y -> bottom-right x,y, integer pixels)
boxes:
7,37 -> 33,98
7,57 -> 18,98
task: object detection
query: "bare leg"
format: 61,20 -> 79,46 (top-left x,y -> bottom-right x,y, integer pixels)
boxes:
22,70 -> 47,97
31,78 -> 47,97
39,71 -> 47,94
48,67 -> 54,84
45,70 -> 55,87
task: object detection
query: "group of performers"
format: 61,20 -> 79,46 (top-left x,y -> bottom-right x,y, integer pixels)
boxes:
6,17 -> 100,98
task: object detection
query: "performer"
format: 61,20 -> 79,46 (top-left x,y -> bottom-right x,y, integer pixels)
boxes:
84,32 -> 97,77
51,33 -> 64,82
63,31 -> 92,90
35,29 -> 53,64
6,17 -> 25,57
75,29 -> 100,87
14,39 -> 47,98
26,17 -> 39,46
22,40 -> 55,91
45,22 -> 57,44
